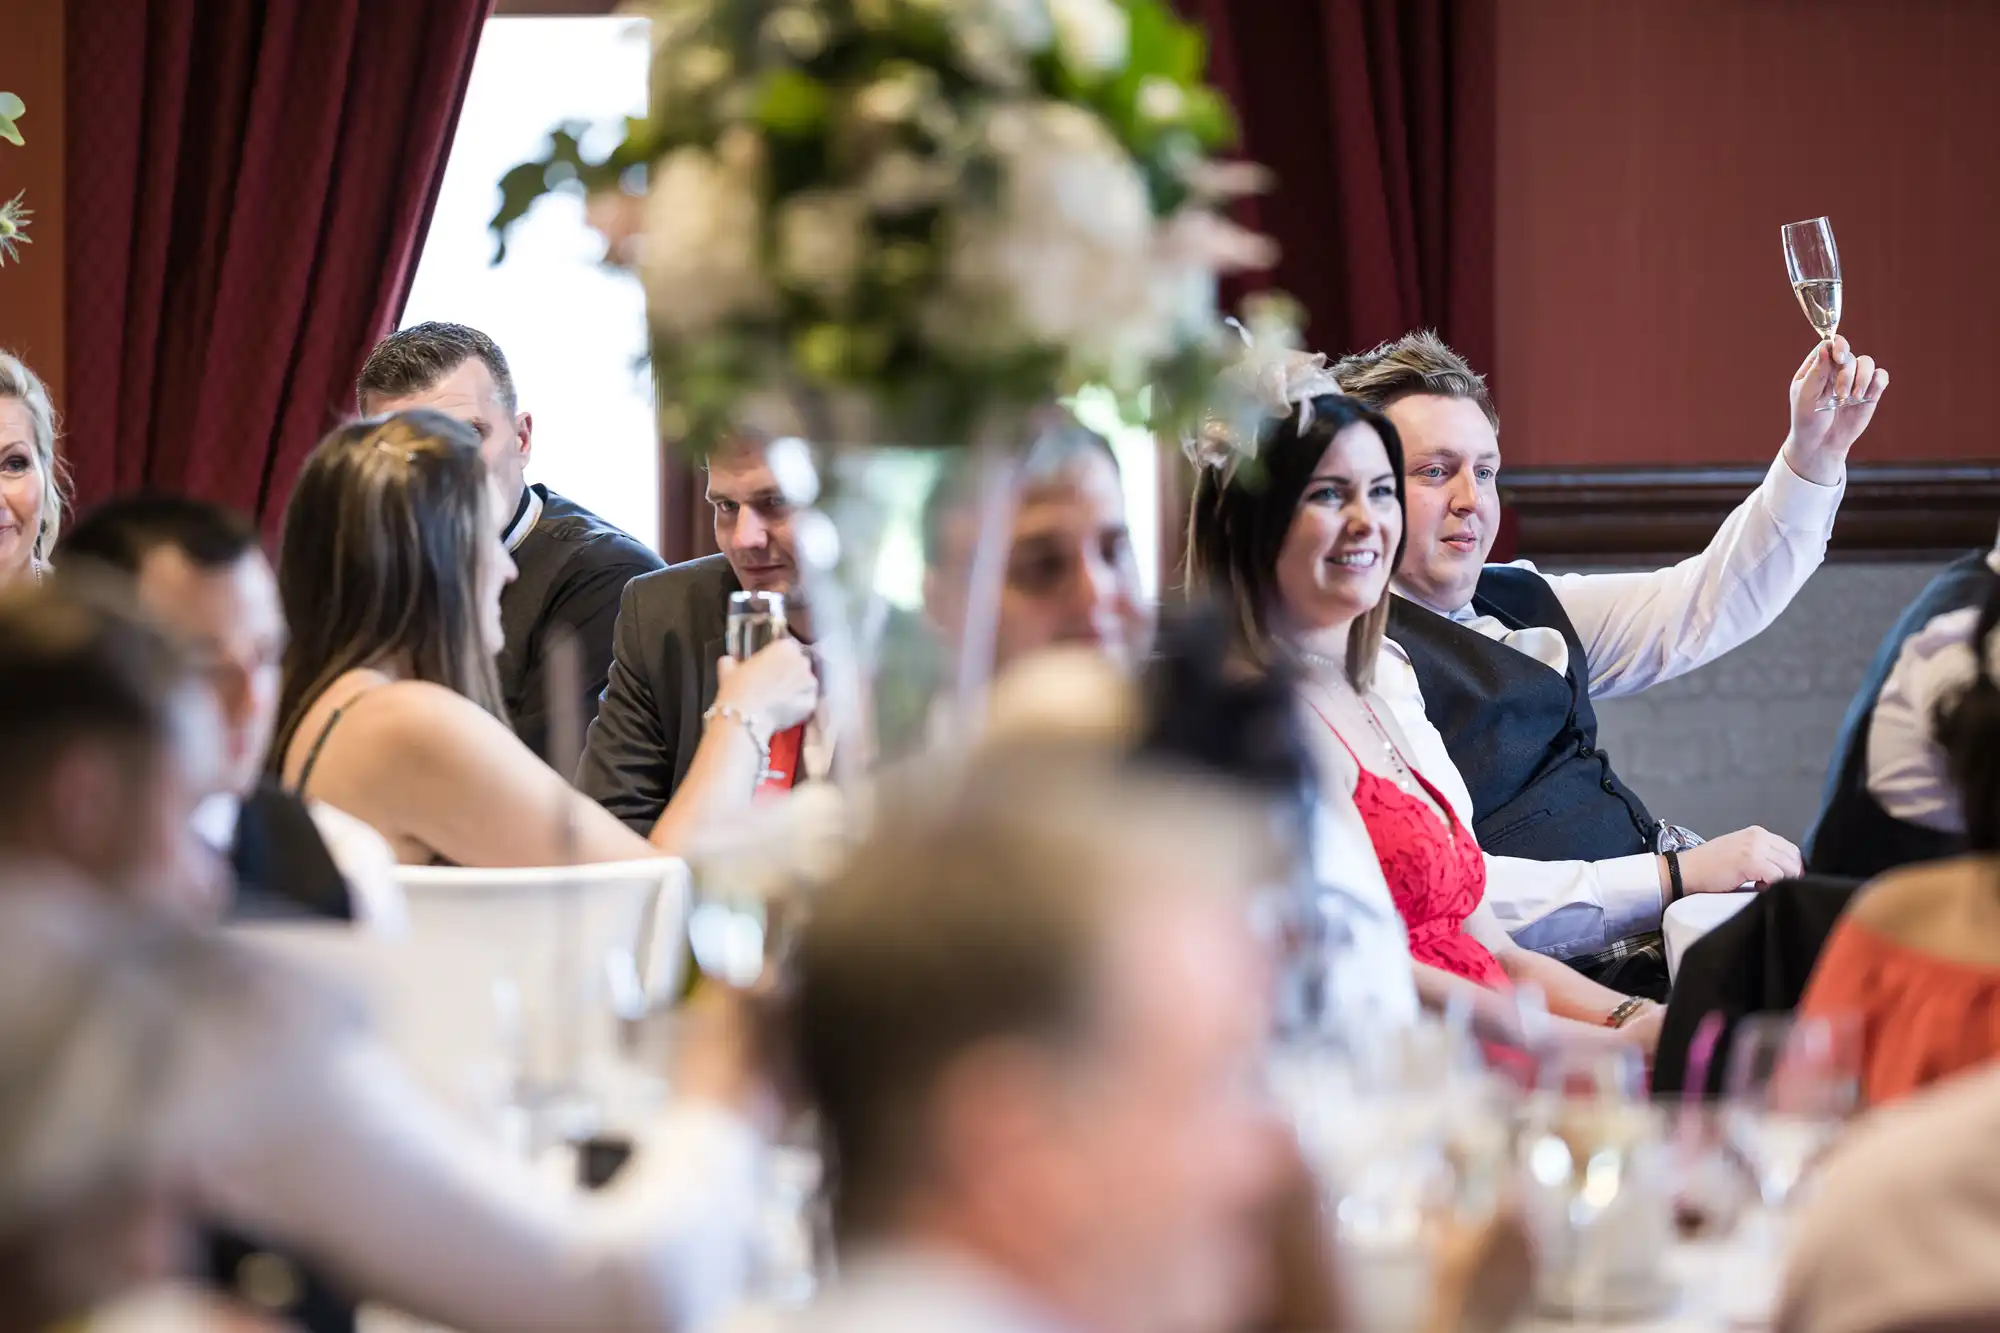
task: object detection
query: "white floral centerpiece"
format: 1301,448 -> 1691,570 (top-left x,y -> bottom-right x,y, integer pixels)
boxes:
493,0 -> 1273,451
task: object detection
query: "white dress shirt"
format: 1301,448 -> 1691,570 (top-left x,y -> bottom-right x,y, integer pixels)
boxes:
199,1027 -> 763,1333
1862,543 -> 2000,833
1378,451 -> 1845,957
192,792 -> 408,935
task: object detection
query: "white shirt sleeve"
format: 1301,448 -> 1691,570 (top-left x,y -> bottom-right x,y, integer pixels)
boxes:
1864,605 -> 1981,834
1527,452 -> 1844,700
196,1035 -> 763,1333
1374,642 -> 1663,956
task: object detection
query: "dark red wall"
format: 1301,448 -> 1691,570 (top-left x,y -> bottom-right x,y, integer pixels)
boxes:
1496,0 -> 2000,468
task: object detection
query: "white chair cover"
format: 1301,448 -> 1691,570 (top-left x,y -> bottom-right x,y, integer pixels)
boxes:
391,858 -> 690,1123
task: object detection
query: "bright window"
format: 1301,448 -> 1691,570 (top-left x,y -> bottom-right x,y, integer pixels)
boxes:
405,15 -> 1162,588
403,16 -> 660,550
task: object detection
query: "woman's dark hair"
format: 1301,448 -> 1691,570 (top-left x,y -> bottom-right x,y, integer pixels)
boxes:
269,410 -> 503,772
1185,394 -> 1407,689
1938,577 -> 2000,851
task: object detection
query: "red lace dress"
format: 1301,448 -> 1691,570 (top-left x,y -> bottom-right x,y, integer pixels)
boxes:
1317,712 -> 1511,990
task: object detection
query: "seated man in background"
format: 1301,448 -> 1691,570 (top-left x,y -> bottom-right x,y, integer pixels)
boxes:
356,322 -> 664,763
579,415 -> 1151,831
58,496 -> 401,929
577,431 -> 823,840
761,755 -> 1287,1333
897,412 -> 1155,749
1804,524 -> 2000,879
1336,331 -> 1889,991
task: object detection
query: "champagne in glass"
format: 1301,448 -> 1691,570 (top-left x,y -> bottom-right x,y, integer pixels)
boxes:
726,590 -> 789,785
1781,217 -> 1856,410
727,589 -> 789,661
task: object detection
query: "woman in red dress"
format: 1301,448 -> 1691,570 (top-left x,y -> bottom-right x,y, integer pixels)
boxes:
1187,376 -> 1660,1058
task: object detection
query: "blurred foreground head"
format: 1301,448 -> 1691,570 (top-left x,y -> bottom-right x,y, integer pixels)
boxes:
0,881 -> 321,1333
0,580 -> 222,914
794,755 -> 1287,1333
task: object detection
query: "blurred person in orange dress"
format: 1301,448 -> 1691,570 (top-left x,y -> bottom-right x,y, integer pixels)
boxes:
1798,578 -> 2000,1107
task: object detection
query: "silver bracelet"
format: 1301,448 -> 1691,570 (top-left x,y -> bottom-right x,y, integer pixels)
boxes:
702,703 -> 770,761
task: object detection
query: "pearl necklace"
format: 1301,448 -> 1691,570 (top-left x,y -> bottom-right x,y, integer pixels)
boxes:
1295,648 -> 1418,795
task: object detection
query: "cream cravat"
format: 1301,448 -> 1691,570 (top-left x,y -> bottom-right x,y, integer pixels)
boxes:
1447,606 -> 1572,678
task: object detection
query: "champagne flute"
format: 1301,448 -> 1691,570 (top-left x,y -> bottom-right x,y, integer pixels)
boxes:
726,590 -> 790,785
1722,1013 -> 1860,1210
1781,217 -> 1858,411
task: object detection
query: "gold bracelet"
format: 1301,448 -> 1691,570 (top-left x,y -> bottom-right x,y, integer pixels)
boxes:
1605,997 -> 1650,1029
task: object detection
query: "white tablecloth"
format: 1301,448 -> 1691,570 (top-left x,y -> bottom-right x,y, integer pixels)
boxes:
1663,892 -> 1758,981
1527,1229 -> 1780,1332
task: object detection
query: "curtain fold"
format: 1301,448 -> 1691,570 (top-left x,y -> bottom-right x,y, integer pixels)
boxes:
1183,0 -> 1495,376
65,0 -> 492,533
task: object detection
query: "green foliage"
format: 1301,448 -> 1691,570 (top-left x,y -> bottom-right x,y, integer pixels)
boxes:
493,1 -> 1256,454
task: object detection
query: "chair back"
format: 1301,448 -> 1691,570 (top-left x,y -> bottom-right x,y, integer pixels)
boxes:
391,858 -> 690,1110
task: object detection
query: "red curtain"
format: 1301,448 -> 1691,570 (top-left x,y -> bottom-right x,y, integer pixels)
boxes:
1187,0 -> 1496,380
64,0 -> 492,533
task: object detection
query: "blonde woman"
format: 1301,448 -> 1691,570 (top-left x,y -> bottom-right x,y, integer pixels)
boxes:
0,351 -> 62,588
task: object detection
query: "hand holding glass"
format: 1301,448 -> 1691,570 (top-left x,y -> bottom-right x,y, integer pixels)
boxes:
726,590 -> 790,784
1782,217 -> 1863,411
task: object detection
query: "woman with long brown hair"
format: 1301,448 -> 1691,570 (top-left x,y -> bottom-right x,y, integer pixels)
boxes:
1187,373 -> 1660,1058
272,410 -> 810,864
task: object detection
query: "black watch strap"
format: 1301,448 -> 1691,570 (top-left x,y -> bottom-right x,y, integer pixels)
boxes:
1665,848 -> 1685,904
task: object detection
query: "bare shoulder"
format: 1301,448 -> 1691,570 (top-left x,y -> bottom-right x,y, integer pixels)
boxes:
324,679 -> 518,770
1846,856 -> 2000,967
1848,857 -> 2000,930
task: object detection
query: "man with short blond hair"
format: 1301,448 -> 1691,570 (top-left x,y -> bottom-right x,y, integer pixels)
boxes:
1337,328 -> 1889,989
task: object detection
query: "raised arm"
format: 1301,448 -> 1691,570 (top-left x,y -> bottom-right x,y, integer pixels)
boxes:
1544,337 -> 1888,699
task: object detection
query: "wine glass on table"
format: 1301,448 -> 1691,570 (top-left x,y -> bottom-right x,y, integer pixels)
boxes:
1781,217 -> 1862,411
1723,1013 -> 1860,1211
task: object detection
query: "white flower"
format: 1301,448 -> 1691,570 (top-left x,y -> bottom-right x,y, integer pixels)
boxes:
777,190 -> 869,305
928,103 -> 1167,376
641,131 -> 775,339
1137,76 -> 1186,124
760,7 -> 830,60
1049,0 -> 1129,77
981,0 -> 1055,52
863,150 -> 957,214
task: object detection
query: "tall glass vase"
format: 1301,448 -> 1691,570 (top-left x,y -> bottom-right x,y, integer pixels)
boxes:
783,433 -> 1025,782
